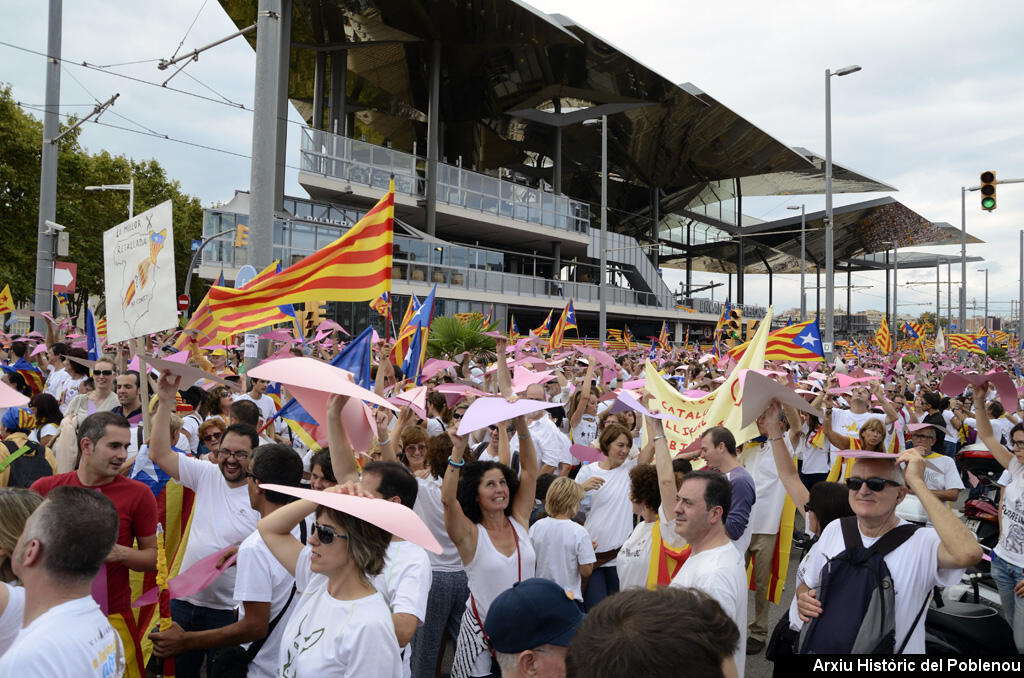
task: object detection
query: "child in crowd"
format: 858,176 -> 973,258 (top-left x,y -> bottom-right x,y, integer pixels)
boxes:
528,477 -> 596,606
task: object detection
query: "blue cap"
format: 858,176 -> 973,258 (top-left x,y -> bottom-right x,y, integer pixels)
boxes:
483,578 -> 585,653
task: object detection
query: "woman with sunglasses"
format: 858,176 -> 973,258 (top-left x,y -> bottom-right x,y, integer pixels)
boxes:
759,400 -> 854,667
259,487 -> 401,676
196,418 -> 226,462
972,385 -> 1024,651
63,358 -> 119,423
199,385 -> 233,424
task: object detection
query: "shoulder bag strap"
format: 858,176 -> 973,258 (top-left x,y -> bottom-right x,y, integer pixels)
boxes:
243,583 -> 298,663
896,589 -> 932,654
869,524 -> 921,559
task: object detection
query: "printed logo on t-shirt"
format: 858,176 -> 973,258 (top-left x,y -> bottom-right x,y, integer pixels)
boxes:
1004,495 -> 1024,555
282,613 -> 325,677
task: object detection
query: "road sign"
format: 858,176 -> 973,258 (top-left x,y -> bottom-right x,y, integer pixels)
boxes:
53,261 -> 77,293
191,239 -> 201,252
822,341 -> 834,355
243,333 -> 259,358
235,265 -> 257,289
177,294 -> 190,311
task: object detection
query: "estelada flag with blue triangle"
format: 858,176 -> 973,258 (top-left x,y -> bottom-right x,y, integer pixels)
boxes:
532,309 -> 553,336
728,320 -> 824,362
657,320 -> 669,350
548,300 -> 577,351
509,315 -> 520,339
401,285 -> 437,385
389,295 -> 421,364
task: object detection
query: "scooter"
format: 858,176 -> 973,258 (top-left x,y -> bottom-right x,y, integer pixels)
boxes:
927,562 -> 1015,654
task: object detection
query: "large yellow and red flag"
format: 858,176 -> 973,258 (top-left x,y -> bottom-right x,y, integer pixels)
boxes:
389,295 -> 421,364
207,183 -> 394,318
875,317 -> 893,354
0,284 -> 14,314
548,300 -> 577,352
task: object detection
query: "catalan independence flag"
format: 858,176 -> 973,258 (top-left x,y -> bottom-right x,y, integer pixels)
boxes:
875,317 -> 893,354
548,300 -> 577,352
208,183 -> 394,319
509,315 -> 520,339
948,333 -> 987,354
657,320 -> 669,350
728,320 -> 824,362
903,322 -> 921,339
389,295 -> 421,365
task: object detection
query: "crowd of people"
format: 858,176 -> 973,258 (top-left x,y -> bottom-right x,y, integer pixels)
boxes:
0,323 -> 1020,677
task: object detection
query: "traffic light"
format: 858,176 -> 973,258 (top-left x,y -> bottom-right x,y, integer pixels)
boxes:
234,223 -> 250,247
725,307 -> 742,341
980,171 -> 996,211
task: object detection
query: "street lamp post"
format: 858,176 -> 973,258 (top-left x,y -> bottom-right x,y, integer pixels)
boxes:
788,204 -> 806,320
599,114 -> 608,341
85,177 -> 134,219
883,240 -> 898,331
824,64 -> 861,358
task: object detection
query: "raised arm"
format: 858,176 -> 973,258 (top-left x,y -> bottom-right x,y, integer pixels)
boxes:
441,431 -> 478,565
569,358 -> 596,430
763,401 -> 810,518
494,336 -> 512,399
644,416 -> 677,518
149,373 -> 183,481
900,448 -> 983,569
973,385 -> 1014,469
376,407 -> 400,463
822,409 -> 854,450
326,394 -> 359,483
511,415 -> 537,527
257,498 -> 316,577
870,381 -> 900,425
497,422 -> 511,467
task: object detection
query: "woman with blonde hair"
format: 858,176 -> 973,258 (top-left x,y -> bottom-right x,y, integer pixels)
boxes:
0,487 -> 44,655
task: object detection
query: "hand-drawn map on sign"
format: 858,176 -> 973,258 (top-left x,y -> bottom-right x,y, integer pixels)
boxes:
103,200 -> 177,343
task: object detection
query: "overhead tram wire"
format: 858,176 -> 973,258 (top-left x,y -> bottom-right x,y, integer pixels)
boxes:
169,0 -> 211,62
59,63 -> 166,140
0,40 -> 248,112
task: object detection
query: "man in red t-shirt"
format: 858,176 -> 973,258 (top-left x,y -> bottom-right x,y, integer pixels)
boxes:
31,410 -> 158,677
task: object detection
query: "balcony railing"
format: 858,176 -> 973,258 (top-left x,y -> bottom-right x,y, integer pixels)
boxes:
390,260 -> 675,309
300,126 -> 590,234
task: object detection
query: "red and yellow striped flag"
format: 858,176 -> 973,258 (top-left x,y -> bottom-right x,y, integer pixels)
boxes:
174,262 -> 293,350
389,295 -> 421,365
208,184 -> 394,319
874,317 -> 893,354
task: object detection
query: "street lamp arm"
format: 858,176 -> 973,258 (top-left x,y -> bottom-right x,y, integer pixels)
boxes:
182,228 -> 238,317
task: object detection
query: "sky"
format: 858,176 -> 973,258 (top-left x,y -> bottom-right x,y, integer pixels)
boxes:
3,1 -> 1024,322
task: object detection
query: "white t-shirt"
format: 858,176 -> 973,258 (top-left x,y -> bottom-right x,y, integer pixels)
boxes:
181,413 -> 203,455
797,518 -> 964,653
529,517 -> 596,599
670,542 -> 748,678
279,546 -> 401,677
0,596 -> 125,678
234,393 -> 278,426
616,506 -> 684,591
414,476 -> 463,572
894,454 -> 964,524
233,527 -> 300,678
569,414 -> 598,454
425,417 -> 446,437
57,375 -> 87,413
0,584 -> 25,658
576,459 -> 638,559
44,367 -> 69,399
177,455 -> 261,609
744,440 -> 795,536
964,416 -> 1011,445
510,416 -> 572,469
371,540 -> 432,678
996,458 -> 1024,567
797,423 -> 829,475
940,410 -> 959,443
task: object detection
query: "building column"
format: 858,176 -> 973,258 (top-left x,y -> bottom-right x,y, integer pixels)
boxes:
312,51 -> 326,129
328,49 -> 347,136
425,40 -> 441,236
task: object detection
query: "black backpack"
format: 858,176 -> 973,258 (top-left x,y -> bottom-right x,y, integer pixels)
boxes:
797,516 -> 928,655
1,439 -> 53,488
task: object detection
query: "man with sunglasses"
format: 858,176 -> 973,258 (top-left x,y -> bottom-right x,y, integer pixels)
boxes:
795,448 -> 982,653
508,383 -> 572,476
148,373 -> 261,677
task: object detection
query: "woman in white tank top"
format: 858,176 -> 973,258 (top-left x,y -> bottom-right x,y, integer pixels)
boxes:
443,410 -> 538,678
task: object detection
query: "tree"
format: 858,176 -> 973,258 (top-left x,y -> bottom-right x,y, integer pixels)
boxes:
0,84 -> 205,318
917,311 -> 947,331
426,315 -> 498,362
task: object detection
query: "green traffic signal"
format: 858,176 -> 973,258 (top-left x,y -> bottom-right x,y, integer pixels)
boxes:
982,196 -> 996,210
980,171 -> 996,211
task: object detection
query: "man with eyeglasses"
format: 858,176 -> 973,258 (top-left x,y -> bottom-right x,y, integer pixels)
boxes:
895,424 -> 963,525
795,448 -> 982,653
148,373 -> 261,678
150,443 -> 305,678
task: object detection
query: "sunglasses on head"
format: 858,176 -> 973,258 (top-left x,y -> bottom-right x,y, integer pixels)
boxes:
311,522 -> 348,545
846,476 -> 902,492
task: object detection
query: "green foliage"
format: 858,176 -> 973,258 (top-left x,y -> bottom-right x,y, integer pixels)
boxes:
426,315 -> 498,362
987,344 -> 1007,359
0,84 -> 204,315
